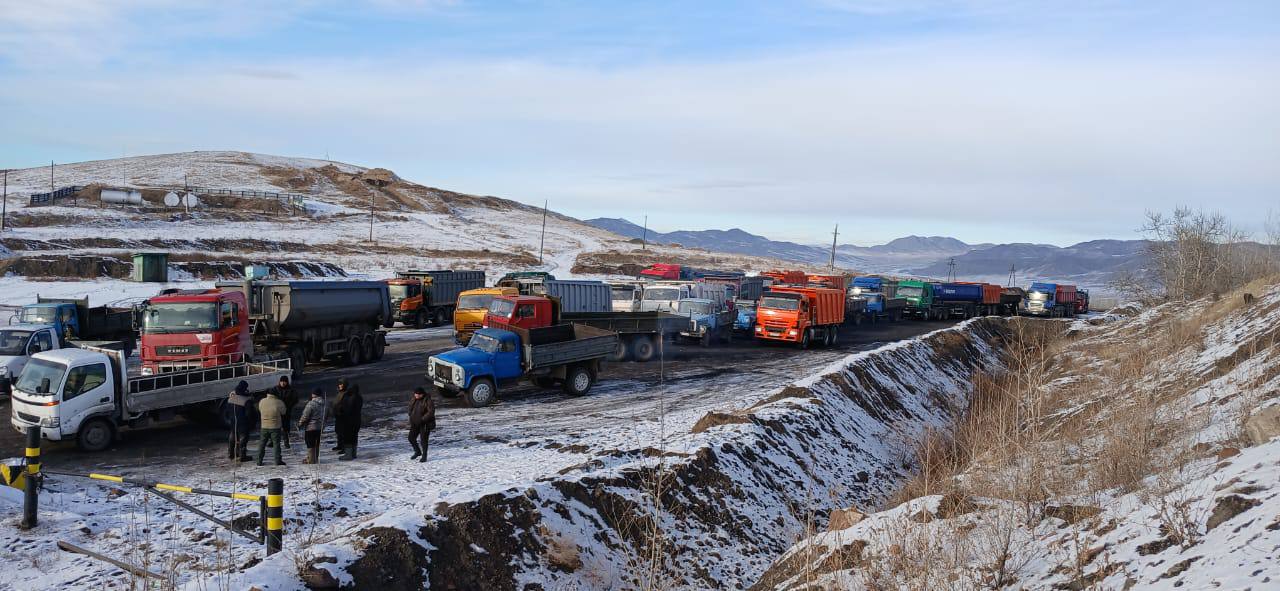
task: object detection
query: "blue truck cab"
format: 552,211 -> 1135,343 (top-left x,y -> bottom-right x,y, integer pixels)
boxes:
849,277 -> 886,313
733,299 -> 758,333
18,303 -> 78,340
16,297 -> 136,356
1024,282 -> 1058,316
675,298 -> 734,346
427,323 -> 617,408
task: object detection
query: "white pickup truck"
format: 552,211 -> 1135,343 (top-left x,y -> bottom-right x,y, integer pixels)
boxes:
9,346 -> 291,451
0,324 -> 71,400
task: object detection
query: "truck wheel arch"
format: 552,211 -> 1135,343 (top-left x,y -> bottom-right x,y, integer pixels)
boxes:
76,417 -> 116,452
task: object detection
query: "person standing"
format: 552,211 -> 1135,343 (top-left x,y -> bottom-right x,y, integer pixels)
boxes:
226,381 -> 253,462
407,387 -> 435,462
271,376 -> 299,449
297,387 -> 326,464
333,378 -> 364,461
256,388 -> 288,466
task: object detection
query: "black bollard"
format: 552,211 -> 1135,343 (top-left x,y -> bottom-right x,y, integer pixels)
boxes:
20,426 -> 40,529
265,478 -> 283,555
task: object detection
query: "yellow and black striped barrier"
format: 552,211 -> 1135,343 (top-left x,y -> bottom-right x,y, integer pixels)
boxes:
12,427 -> 284,555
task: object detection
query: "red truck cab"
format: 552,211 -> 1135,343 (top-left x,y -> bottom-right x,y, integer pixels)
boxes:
139,289 -> 251,374
483,295 -> 559,332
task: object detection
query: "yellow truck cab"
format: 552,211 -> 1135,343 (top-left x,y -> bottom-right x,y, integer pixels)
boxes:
453,287 -> 519,345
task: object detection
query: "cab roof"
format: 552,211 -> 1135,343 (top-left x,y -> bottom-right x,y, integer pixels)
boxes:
4,323 -> 56,332
32,347 -> 104,365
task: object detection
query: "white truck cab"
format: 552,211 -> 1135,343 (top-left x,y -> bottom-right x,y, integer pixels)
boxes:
0,324 -> 67,399
11,346 -> 291,452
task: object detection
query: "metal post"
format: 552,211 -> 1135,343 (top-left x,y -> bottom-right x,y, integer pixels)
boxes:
641,215 -> 648,250
265,478 -> 283,555
2,169 -> 8,231
538,200 -> 548,265
368,190 -> 375,243
830,224 -> 839,273
20,426 -> 40,529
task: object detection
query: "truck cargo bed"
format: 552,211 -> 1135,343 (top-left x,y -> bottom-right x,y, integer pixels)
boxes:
562,311 -> 686,335
125,358 -> 292,414
522,324 -> 618,370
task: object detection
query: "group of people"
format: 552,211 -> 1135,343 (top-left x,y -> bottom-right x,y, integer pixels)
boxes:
226,376 -> 436,465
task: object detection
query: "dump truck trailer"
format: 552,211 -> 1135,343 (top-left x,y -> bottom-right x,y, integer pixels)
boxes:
387,270 -> 486,328
484,295 -> 684,362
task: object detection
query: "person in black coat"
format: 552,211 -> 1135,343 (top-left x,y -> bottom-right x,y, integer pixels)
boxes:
226,380 -> 253,462
332,378 -> 364,461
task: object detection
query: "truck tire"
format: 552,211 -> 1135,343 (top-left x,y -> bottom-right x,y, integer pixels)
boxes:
532,376 -> 557,389
562,365 -> 594,396
700,332 -> 712,348
77,418 -> 115,452
415,310 -> 427,329
799,329 -> 811,349
465,378 -> 496,407
371,335 -> 386,361
362,334 -> 375,362
722,328 -> 732,344
434,308 -> 449,327
632,336 -> 657,362
610,339 -> 630,362
830,326 -> 839,346
345,338 -> 363,366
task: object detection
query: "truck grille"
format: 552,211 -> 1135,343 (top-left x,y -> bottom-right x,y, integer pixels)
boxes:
16,411 -> 39,424
433,361 -> 452,380
156,345 -> 200,356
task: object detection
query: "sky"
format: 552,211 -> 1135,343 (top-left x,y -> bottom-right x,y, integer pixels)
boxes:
1,0 -> 1277,246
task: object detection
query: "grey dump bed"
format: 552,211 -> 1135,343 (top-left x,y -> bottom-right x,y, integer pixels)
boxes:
561,311 -> 686,335
503,324 -> 618,370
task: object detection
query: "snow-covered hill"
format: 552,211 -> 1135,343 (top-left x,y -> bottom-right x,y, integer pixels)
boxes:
0,152 -> 818,297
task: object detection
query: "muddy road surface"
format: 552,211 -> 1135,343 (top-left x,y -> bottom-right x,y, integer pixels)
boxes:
0,318 -> 957,475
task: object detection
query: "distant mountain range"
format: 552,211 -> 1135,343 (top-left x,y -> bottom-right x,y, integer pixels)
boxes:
584,218 -> 1146,290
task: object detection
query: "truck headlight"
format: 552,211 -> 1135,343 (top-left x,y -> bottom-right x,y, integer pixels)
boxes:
788,329 -> 798,336
453,367 -> 463,384
141,367 -> 154,376
755,326 -> 762,333
40,417 -> 60,428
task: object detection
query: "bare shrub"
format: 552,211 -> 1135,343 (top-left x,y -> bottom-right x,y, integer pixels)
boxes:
1123,207 -> 1273,302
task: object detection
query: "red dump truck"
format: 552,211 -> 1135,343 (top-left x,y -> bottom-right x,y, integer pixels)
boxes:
753,286 -> 845,348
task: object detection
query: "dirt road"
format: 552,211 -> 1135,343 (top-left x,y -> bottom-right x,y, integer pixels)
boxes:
0,318 -> 956,473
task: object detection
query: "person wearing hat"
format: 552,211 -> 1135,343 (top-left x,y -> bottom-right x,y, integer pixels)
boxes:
270,376 -> 299,450
226,381 -> 253,462
296,387 -> 326,464
332,377 -> 364,461
256,387 -> 288,466
407,386 -> 436,462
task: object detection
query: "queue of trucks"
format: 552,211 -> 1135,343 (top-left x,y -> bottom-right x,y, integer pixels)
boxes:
7,264 -> 1088,450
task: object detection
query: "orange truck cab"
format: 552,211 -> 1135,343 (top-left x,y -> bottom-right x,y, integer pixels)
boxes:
453,287 -> 520,345
753,286 -> 845,349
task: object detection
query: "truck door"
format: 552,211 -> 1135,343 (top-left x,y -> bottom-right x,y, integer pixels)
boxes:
514,302 -> 541,329
493,335 -> 522,379
219,300 -> 241,360
28,330 -> 54,355
59,305 -> 79,338
59,362 -> 113,436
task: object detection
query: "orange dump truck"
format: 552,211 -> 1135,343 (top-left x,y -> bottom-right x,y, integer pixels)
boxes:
753,286 -> 846,348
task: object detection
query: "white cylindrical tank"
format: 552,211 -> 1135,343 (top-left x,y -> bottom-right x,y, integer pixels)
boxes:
182,193 -> 200,208
163,191 -> 180,207
102,189 -> 144,204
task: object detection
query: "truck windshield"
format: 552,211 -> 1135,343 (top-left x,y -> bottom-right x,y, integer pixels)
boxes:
897,286 -> 923,298
469,333 -> 502,353
0,330 -> 33,355
644,288 -> 680,301
611,288 -> 636,301
736,301 -> 756,311
488,299 -> 516,318
387,284 -> 414,300
677,301 -> 712,315
143,303 -> 218,333
14,358 -> 66,396
18,307 -> 56,324
458,294 -> 496,310
760,296 -> 799,311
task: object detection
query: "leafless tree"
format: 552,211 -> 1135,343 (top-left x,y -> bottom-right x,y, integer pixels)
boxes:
1129,207 -> 1264,301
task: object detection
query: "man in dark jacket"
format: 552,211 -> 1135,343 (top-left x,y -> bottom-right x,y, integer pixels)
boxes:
407,387 -> 435,462
226,381 -> 253,462
270,376 -> 299,449
332,378 -> 364,461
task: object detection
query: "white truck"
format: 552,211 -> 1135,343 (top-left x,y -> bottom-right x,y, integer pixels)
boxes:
9,346 -> 290,452
0,324 -> 74,400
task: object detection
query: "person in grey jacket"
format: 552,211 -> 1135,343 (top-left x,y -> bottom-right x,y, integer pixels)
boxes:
297,388 -> 326,465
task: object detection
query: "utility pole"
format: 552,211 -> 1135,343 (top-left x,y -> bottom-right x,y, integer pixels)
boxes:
829,224 -> 839,273
1007,264 -> 1016,287
641,215 -> 648,250
49,161 -> 54,192
2,169 -> 8,232
947,257 -> 957,282
538,200 -> 548,264
368,190 -> 376,243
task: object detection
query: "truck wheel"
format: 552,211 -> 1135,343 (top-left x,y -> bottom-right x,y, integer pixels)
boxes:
610,339 -> 630,362
345,339 -> 363,366
532,376 -> 557,389
830,326 -> 839,346
699,332 -> 712,348
371,335 -> 386,361
799,329 -> 811,349
362,334 -> 376,361
823,327 -> 833,347
434,308 -> 449,327
631,337 -> 657,362
415,310 -> 427,329
77,418 -> 115,452
465,378 -> 496,407
722,328 -> 732,344
562,365 -> 594,396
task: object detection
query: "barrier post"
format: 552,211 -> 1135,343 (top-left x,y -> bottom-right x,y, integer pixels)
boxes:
265,478 -> 283,555
20,426 -> 40,529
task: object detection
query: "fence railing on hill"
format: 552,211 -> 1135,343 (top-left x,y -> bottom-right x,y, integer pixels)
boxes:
28,186 -> 84,205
